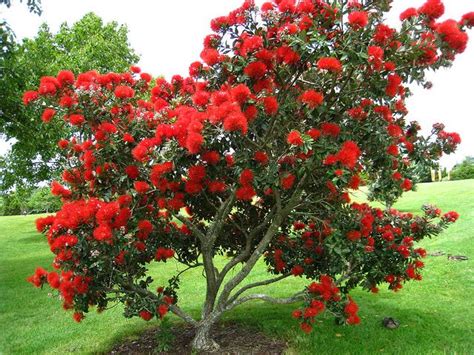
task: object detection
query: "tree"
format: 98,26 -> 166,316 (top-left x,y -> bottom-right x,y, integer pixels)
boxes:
27,0 -> 470,351
1,187 -> 30,215
451,156 -> 474,180
27,186 -> 61,214
0,13 -> 139,190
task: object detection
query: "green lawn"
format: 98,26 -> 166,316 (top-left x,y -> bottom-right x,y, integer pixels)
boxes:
1,180 -> 473,354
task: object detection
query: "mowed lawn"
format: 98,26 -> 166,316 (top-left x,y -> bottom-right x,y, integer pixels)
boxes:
0,180 -> 473,354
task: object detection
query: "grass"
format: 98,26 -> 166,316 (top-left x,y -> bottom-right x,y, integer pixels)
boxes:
1,179 -> 473,354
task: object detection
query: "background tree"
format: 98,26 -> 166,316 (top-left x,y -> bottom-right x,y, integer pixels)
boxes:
26,0 -> 470,351
26,186 -> 61,214
451,156 -> 474,180
0,13 -> 139,190
0,0 -> 42,15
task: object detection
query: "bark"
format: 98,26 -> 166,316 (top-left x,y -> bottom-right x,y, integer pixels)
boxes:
191,318 -> 220,352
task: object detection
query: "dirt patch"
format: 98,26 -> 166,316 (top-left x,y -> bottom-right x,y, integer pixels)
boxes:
109,322 -> 288,354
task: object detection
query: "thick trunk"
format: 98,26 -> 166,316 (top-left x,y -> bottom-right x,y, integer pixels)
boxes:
191,320 -> 220,352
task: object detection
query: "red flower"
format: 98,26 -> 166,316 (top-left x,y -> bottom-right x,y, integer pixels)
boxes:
287,130 -> 303,146
27,267 -> 48,287
51,181 -> 72,198
317,57 -> 342,72
276,45 -> 300,65
139,310 -> 153,321
57,70 -> 75,86
186,132 -> 204,154
134,181 -> 150,194
223,113 -> 248,134
344,298 -> 359,315
41,108 -> 56,123
236,186 -> 256,201
418,0 -> 444,19
130,65 -> 141,73
114,85 -> 135,99
400,8 -> 418,21
291,265 -> 304,276
68,114 -> 85,126
244,61 -> 267,79
348,11 -> 369,29
47,272 -> 61,289
239,169 -> 254,185
22,90 -> 39,105
73,312 -> 84,323
321,122 -> 340,137
387,145 -> 399,156
208,181 -> 226,193
401,178 -> 412,191
306,128 -> 321,140
436,20 -> 468,53
231,84 -> 251,104
185,180 -> 204,195
240,35 -> 263,57
460,12 -> 474,28
300,322 -> 313,334
192,91 -> 210,106
373,24 -> 395,45
200,48 -> 221,66
263,96 -> 279,115
385,74 -> 402,97
157,304 -> 169,319
442,211 -> 459,223
125,165 -> 140,179
254,151 -> 269,165
299,90 -> 324,108
138,219 -> 154,239
93,224 -> 113,242
346,230 -> 361,241
188,165 -> 206,181
201,151 -> 220,165
281,173 -> 296,190
336,141 -> 361,169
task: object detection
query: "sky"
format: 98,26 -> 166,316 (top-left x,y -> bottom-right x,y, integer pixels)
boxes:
1,0 -> 473,169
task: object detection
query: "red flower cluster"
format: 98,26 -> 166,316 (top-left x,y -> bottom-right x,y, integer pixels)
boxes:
317,57 -> 342,72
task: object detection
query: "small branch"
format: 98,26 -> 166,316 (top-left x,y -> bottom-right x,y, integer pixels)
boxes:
168,304 -> 198,326
172,213 -> 206,241
206,188 -> 237,244
120,283 -> 198,326
227,274 -> 290,306
225,291 -> 305,312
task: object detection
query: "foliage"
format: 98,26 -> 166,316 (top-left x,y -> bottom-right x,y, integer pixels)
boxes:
450,156 -> 474,180
0,13 -> 139,190
24,0 -> 471,351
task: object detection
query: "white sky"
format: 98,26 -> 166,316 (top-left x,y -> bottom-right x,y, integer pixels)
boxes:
1,0 -> 473,169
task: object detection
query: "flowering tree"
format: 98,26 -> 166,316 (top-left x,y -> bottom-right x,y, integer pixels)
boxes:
25,0 -> 471,351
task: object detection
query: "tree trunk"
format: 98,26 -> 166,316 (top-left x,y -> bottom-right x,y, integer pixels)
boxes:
191,319 -> 220,352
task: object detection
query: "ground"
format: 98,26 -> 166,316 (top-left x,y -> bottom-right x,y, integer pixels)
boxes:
0,179 -> 473,354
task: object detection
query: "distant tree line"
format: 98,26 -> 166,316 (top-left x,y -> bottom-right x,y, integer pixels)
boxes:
0,186 -> 61,215
451,156 -> 474,180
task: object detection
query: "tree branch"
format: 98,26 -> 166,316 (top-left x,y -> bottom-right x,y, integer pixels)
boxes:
121,283 -> 198,326
225,291 -> 305,312
216,205 -> 277,287
226,274 -> 290,306
172,213 -> 206,241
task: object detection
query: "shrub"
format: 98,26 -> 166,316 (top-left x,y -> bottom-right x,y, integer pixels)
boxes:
25,0 -> 469,350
